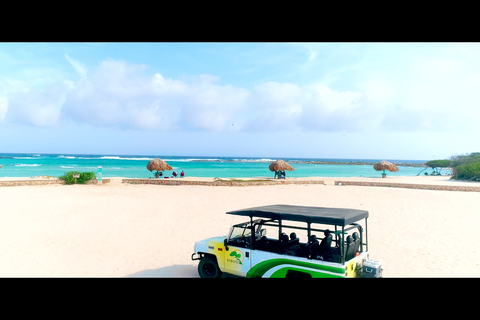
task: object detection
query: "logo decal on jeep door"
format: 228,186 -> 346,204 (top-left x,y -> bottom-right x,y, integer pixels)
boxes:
228,250 -> 244,265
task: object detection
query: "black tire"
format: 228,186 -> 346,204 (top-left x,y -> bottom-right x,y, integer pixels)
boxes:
198,255 -> 222,278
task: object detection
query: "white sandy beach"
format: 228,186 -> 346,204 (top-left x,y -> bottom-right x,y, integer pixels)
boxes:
0,175 -> 479,277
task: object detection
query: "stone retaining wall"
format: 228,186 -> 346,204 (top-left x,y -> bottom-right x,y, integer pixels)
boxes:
0,179 -> 110,187
86,179 -> 110,185
122,178 -> 325,187
334,180 -> 480,192
3,177 -> 477,192
0,180 -> 64,187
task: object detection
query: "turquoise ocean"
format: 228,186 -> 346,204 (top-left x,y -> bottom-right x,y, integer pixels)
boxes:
0,153 -> 428,179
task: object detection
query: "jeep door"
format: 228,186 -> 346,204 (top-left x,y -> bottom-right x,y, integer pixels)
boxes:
223,224 -> 252,277
224,245 -> 251,277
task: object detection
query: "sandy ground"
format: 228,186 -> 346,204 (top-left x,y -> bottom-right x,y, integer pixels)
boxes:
0,175 -> 479,277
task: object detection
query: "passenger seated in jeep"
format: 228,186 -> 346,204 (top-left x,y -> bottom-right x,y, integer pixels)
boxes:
284,233 -> 302,256
255,232 -> 279,252
292,230 -> 333,260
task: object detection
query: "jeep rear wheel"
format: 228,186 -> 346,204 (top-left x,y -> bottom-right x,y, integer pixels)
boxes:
198,256 -> 222,278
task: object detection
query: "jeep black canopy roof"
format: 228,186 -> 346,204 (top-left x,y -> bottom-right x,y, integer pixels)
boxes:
226,204 -> 368,227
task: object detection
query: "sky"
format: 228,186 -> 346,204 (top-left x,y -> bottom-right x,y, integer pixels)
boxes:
0,42 -> 479,160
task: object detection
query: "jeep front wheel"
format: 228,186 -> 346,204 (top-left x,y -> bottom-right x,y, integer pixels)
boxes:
198,256 -> 222,278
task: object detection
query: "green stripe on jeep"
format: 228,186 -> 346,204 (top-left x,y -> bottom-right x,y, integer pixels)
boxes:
270,266 -> 344,278
246,258 -> 345,278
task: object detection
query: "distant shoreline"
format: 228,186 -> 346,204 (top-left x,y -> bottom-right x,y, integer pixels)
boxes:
180,159 -> 426,167
291,160 -> 426,167
0,153 -> 428,163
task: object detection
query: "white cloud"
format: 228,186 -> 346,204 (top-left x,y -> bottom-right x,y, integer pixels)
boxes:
3,82 -> 68,127
183,81 -> 250,132
376,55 -> 480,132
61,59 -> 251,132
65,54 -> 87,79
2,47 -> 480,137
310,85 -> 362,114
244,82 -> 304,130
152,73 -> 188,95
241,82 -> 368,133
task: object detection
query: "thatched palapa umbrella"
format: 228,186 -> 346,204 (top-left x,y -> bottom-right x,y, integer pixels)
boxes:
147,158 -> 172,177
373,160 -> 398,178
269,159 -> 295,178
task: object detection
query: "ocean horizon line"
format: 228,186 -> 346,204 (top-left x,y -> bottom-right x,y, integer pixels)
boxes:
0,152 -> 429,164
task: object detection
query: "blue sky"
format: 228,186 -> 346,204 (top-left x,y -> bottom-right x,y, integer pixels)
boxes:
0,42 -> 479,160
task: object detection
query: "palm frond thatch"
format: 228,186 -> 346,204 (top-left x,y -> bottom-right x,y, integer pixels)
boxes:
147,158 -> 173,172
373,160 -> 399,172
269,159 -> 295,172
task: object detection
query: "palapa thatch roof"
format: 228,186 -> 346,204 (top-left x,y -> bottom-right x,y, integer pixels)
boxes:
373,160 -> 399,172
147,158 -> 173,172
269,159 -> 295,172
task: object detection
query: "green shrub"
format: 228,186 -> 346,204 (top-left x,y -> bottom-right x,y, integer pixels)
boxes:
450,152 -> 480,167
59,171 -> 97,184
426,159 -> 451,168
452,162 -> 480,181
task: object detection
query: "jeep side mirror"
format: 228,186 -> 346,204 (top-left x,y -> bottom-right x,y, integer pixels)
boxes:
224,238 -> 229,251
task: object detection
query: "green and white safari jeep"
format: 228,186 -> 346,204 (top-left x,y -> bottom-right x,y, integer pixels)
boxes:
192,204 -> 382,278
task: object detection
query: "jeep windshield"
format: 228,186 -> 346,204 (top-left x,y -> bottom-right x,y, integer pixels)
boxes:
227,220 -> 263,247
229,223 -> 252,240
